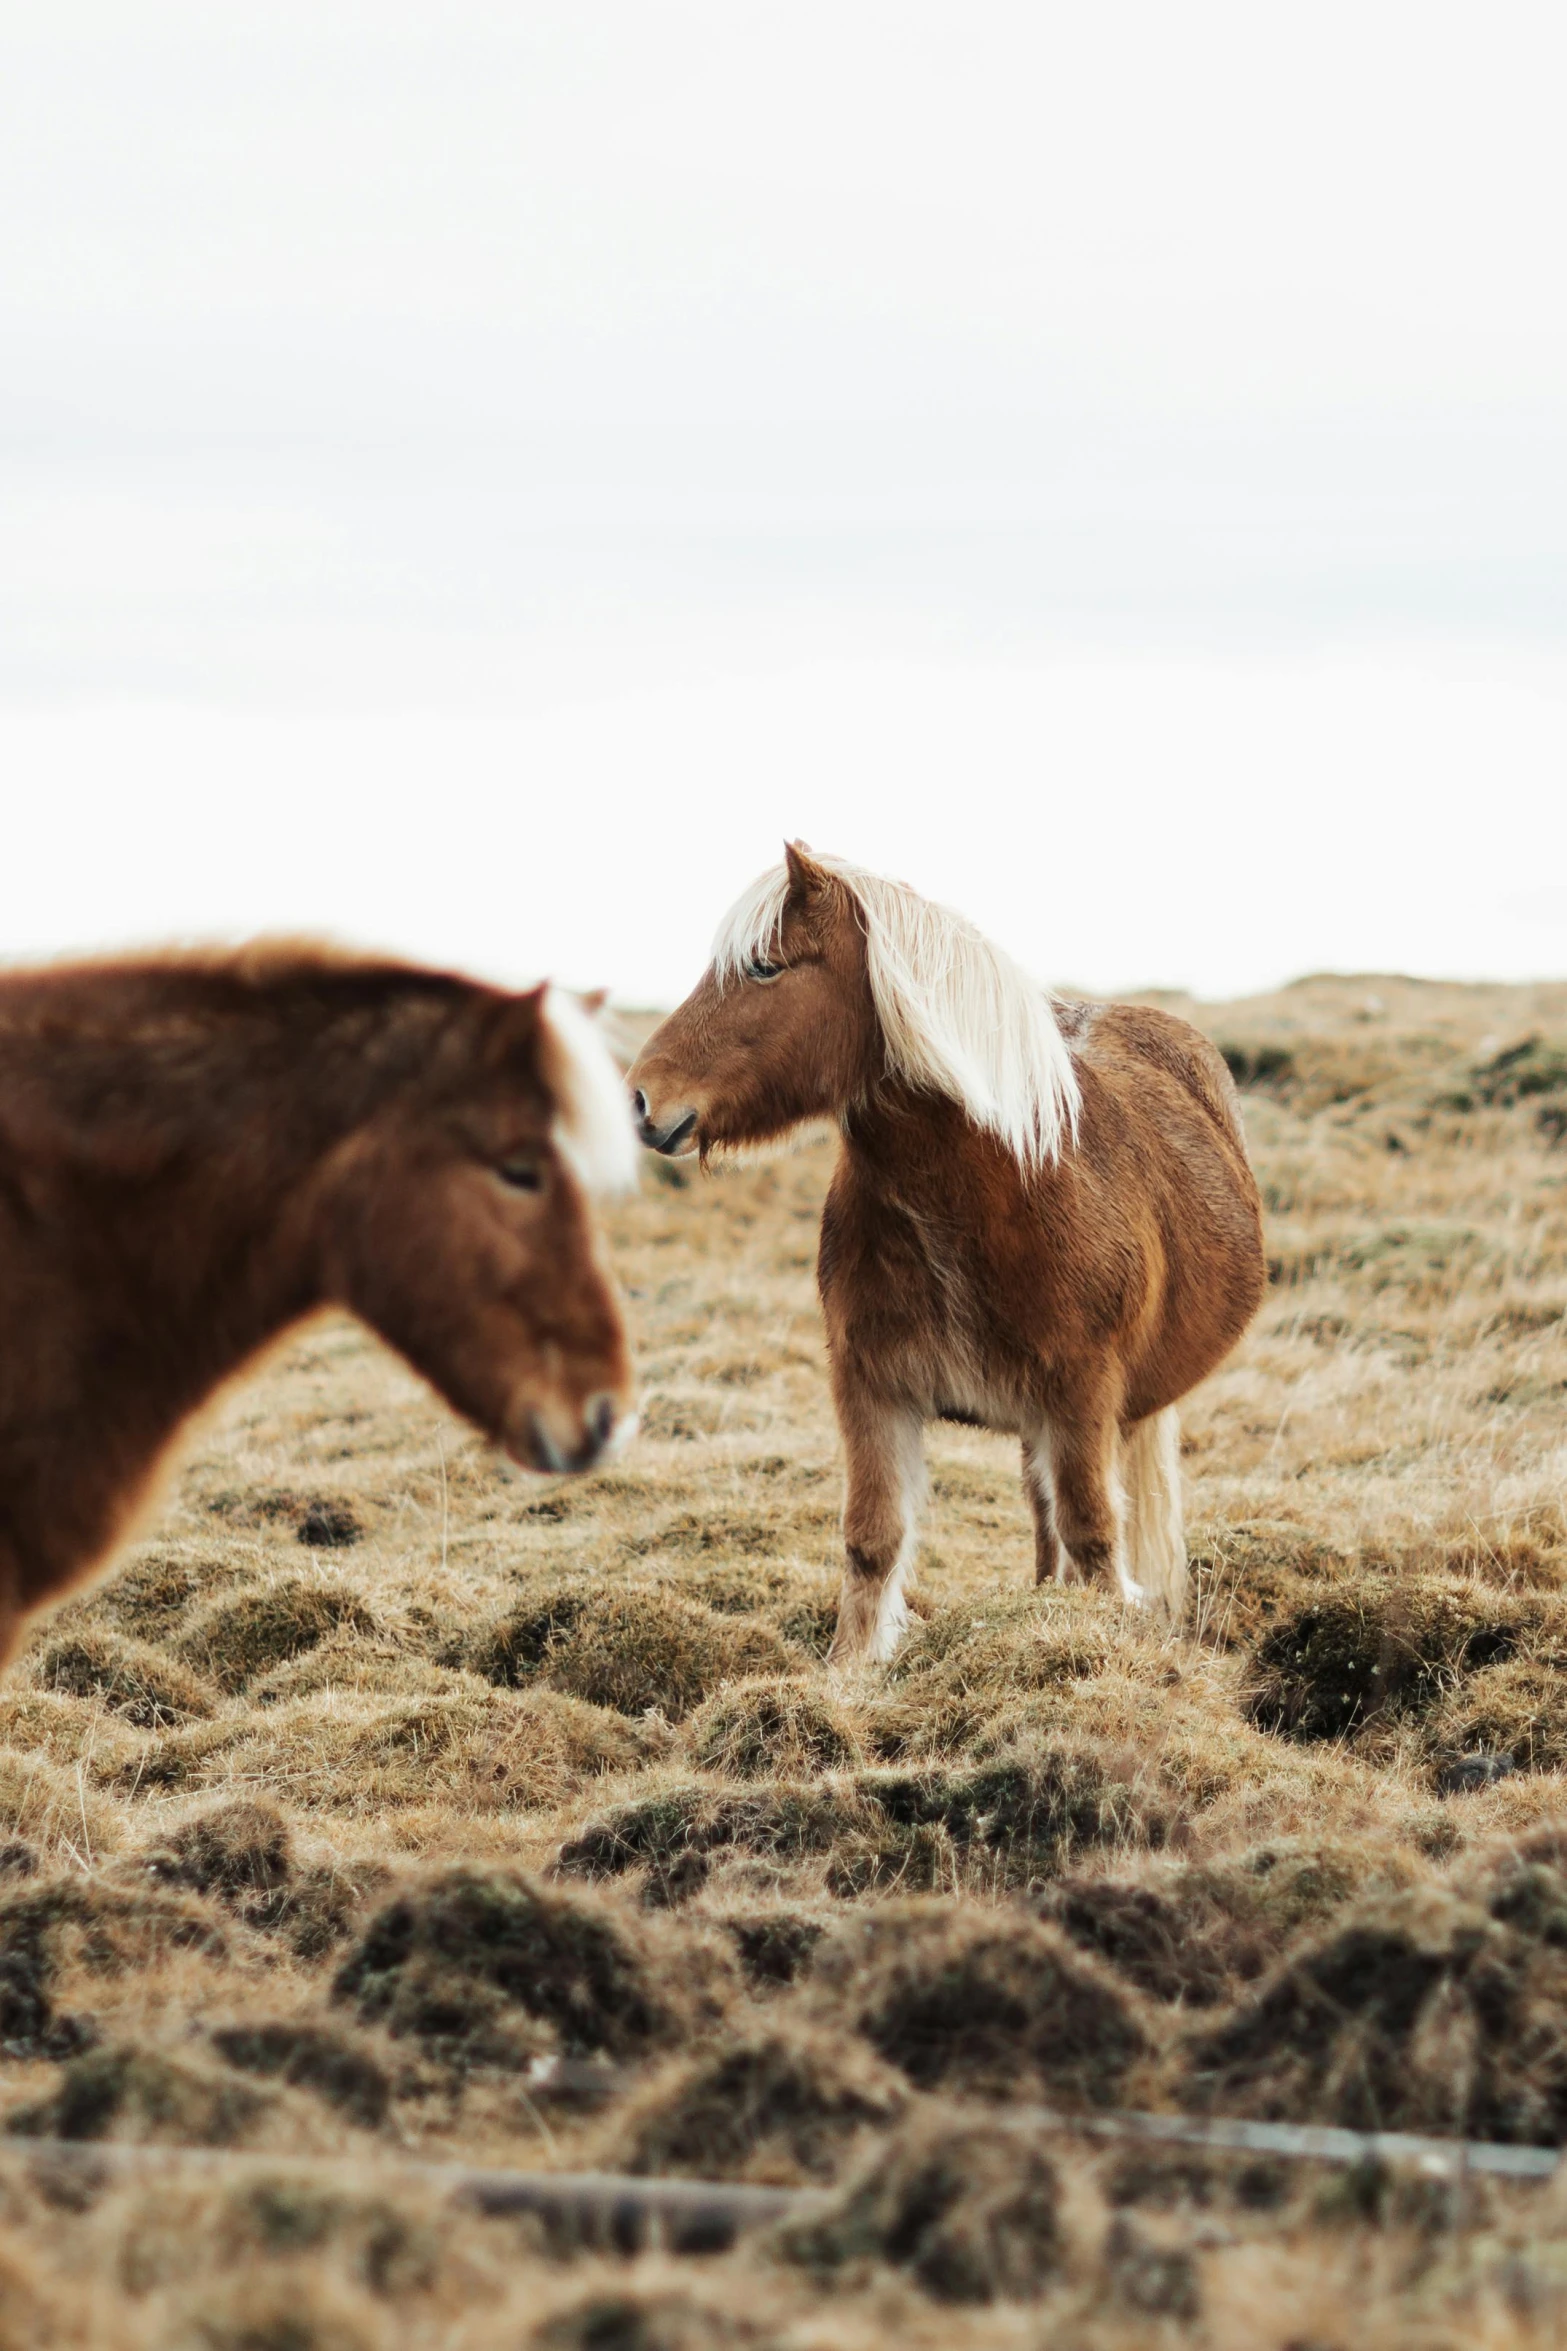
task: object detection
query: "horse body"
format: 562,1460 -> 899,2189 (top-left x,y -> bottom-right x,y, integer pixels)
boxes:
0,948 -> 636,1662
629,845 -> 1265,1664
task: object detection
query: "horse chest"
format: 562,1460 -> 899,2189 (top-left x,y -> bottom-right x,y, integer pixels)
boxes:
821,1181 -> 1041,1421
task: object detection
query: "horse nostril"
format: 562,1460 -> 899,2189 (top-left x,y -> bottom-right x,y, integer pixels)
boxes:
586,1392 -> 617,1448
630,1088 -> 648,1123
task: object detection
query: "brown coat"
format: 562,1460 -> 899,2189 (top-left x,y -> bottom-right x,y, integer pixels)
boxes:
0,947 -> 633,1662
629,845 -> 1264,1662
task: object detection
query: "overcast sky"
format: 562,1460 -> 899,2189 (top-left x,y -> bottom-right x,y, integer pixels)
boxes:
3,2 -> 1565,1000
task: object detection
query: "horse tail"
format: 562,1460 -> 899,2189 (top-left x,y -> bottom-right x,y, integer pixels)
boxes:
1121,1407 -> 1187,1625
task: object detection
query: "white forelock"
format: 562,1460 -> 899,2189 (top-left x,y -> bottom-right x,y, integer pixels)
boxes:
539,984 -> 639,1195
711,852 -> 1080,1168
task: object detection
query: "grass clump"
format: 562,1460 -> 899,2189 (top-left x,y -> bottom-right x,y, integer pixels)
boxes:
179,1579 -> 376,1693
1467,1035 -> 1567,1108
467,1586 -> 790,1720
465,1691 -> 675,1808
33,1631 -> 216,1728
815,1900 -> 1150,2106
333,1867 -> 724,2064
1185,1519 -> 1351,1649
212,2021 -> 390,2128
1182,1883 -> 1567,2141
1244,1581 -> 1526,1742
133,1798 -> 378,1957
1423,1659 -> 1567,1777
8,2041 -> 269,2145
687,1677 -> 861,1778
1040,1877 -> 1235,2006
886,1593 -> 1118,1702
0,1748 -> 118,1863
532,2294 -> 765,2351
778,2105 -> 1068,2303
720,1910 -> 827,1990
143,1799 -> 293,1903
831,1744 -> 1174,1898
87,1542 -> 257,1637
557,1783 -> 866,1903
611,2025 -> 905,2184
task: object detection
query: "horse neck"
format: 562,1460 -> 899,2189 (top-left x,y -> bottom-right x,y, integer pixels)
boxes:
839,1082 -> 995,1200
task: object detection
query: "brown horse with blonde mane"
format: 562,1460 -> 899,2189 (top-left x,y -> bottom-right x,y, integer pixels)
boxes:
0,946 -> 637,1667
629,845 -> 1265,1665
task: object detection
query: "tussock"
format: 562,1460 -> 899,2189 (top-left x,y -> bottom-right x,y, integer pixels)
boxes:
211,2021 -> 390,2128
180,1579 -> 377,1693
556,1783 -> 866,1902
885,1591 -> 1122,1701
1424,1659 -> 1567,1777
0,1747 -> 119,1861
85,1540 -> 260,1637
719,1910 -> 827,1989
468,1586 -> 791,1720
1041,1877 -> 1235,2006
830,1743 -> 1177,1897
143,1798 -> 293,1903
610,2024 -> 905,2183
532,2294 -> 767,2351
686,1678 -> 861,1777
1244,1580 -> 1541,1742
33,1630 -> 217,1727
1186,1519 -> 1351,1649
777,2104 -> 1070,2303
1183,1882 -> 1567,2140
814,1900 -> 1151,2104
8,2041 -> 270,2145
333,1867 -> 730,2064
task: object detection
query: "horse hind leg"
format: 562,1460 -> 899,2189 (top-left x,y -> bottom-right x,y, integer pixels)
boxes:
829,1397 -> 925,1668
1040,1409 -> 1145,1609
1119,1406 -> 1187,1626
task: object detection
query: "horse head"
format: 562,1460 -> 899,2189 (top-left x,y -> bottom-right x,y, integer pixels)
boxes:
318,981 -> 638,1474
628,843 -> 877,1158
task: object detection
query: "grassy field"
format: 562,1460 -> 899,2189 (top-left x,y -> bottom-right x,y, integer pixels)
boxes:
0,974 -> 1566,2347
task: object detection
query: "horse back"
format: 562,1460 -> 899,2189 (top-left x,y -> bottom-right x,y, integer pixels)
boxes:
1071,1000 -> 1250,1157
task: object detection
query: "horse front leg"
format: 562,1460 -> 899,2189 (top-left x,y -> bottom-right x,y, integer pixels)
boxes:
1041,1403 -> 1146,1607
1021,1437 -> 1063,1586
828,1384 -> 926,1668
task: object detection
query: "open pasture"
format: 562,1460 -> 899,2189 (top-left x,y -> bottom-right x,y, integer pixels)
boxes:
0,974 -> 1565,2346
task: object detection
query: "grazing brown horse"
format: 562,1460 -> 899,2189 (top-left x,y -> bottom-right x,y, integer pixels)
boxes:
629,845 -> 1265,1664
0,946 -> 637,1666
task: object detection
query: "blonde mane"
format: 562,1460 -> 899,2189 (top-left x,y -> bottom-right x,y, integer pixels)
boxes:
712,853 -> 1080,1168
539,986 -> 639,1194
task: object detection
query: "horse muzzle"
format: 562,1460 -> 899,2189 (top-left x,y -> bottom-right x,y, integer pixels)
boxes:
509,1393 -> 637,1476
629,1089 -> 699,1157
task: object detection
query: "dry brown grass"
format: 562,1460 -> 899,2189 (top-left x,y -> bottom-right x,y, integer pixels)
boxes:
0,971 -> 1563,2343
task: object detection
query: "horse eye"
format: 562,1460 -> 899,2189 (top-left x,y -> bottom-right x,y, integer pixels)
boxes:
746,958 -> 784,982
497,1156 -> 544,1192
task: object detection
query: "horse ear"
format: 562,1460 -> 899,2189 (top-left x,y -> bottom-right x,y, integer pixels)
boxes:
495,982 -> 546,1047
784,840 -> 829,903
